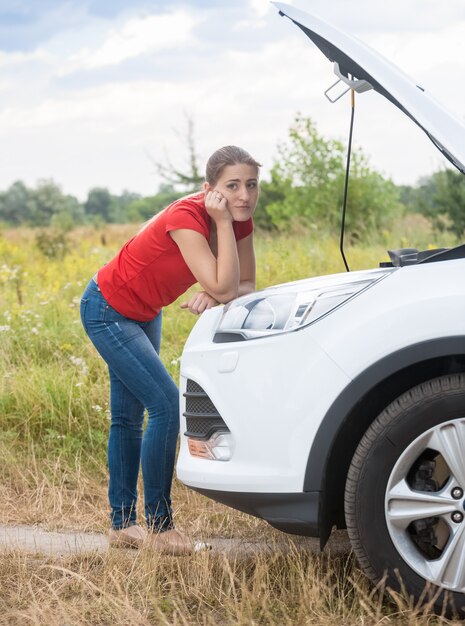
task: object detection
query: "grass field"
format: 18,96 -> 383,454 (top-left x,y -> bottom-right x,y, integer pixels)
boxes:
0,220 -> 461,624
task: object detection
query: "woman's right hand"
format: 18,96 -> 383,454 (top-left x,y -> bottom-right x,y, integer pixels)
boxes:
204,190 -> 233,223
180,290 -> 219,315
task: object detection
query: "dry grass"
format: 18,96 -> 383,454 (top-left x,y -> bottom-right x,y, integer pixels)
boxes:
1,543 -> 460,625
1,222 -> 462,624
0,461 -> 270,540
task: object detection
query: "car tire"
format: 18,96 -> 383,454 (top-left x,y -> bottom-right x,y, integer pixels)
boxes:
345,373 -> 465,617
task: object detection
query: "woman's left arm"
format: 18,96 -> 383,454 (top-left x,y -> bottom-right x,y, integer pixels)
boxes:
237,232 -> 256,296
181,232 -> 255,314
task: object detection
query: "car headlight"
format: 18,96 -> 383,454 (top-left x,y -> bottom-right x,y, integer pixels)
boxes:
213,269 -> 394,342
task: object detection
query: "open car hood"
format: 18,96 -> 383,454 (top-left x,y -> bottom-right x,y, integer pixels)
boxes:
273,3 -> 465,175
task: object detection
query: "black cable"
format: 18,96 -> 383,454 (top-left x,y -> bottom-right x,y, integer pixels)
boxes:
340,89 -> 355,272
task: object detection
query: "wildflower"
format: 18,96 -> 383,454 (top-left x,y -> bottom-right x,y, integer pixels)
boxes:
69,355 -> 85,367
31,327 -> 39,334
92,404 -> 103,412
0,325 -> 10,332
75,382 -> 84,387
69,355 -> 89,376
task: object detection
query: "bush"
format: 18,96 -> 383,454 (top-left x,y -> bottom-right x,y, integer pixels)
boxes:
35,229 -> 70,259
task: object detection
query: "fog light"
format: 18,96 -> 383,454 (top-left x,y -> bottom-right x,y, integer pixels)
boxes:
187,432 -> 234,461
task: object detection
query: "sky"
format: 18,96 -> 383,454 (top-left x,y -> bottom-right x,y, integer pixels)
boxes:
1,0 -> 465,200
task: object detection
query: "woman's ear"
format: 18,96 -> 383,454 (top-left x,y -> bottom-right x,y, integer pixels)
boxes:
203,182 -> 211,193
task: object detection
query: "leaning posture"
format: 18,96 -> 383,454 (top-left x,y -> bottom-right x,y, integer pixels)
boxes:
80,146 -> 260,554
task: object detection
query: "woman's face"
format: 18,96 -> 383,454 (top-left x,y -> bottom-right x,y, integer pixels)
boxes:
206,163 -> 259,222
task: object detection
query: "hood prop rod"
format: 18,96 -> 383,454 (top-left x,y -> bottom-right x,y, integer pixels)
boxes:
340,87 -> 355,272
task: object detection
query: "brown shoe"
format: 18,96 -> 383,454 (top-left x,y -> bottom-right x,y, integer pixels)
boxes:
148,528 -> 194,556
108,524 -> 148,549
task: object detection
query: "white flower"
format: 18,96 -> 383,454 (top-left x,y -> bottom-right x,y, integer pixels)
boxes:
0,325 -> 10,332
69,355 -> 89,376
75,382 -> 84,387
31,327 -> 39,334
69,355 -> 85,367
92,404 -> 102,412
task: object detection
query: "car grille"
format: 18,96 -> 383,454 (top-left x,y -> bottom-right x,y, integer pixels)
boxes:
183,379 -> 230,440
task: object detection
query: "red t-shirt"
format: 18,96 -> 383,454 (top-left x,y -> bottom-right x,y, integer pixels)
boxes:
97,192 -> 254,321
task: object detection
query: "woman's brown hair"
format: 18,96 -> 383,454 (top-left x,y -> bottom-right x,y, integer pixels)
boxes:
206,146 -> 261,186
139,146 -> 260,232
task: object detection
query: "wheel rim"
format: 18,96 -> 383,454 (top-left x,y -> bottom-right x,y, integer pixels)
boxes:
385,417 -> 465,592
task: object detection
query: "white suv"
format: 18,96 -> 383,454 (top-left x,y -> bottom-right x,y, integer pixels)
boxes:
177,3 -> 465,615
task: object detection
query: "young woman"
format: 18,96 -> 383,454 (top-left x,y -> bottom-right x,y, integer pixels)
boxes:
80,146 -> 260,554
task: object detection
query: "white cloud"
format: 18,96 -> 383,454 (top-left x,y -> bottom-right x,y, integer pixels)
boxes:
0,1 -> 465,198
0,80 -> 180,130
249,0 -> 271,18
0,48 -> 51,68
391,23 -> 465,76
58,10 -> 200,75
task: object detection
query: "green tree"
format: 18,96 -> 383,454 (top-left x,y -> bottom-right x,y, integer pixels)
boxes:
84,188 -> 143,224
50,202 -> 83,231
265,115 -> 345,230
0,180 -> 84,228
434,169 -> 465,237
263,114 -> 401,237
416,169 -> 465,237
253,180 -> 281,231
28,179 -> 83,227
339,153 -> 401,241
84,187 -> 114,223
0,181 -> 33,225
399,176 -> 440,218
112,190 -> 142,223
125,185 -> 184,223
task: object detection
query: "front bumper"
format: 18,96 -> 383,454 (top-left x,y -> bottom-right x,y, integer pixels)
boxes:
176,307 -> 351,494
191,487 -> 321,537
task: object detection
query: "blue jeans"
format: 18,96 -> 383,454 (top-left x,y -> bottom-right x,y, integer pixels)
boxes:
80,279 -> 179,530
